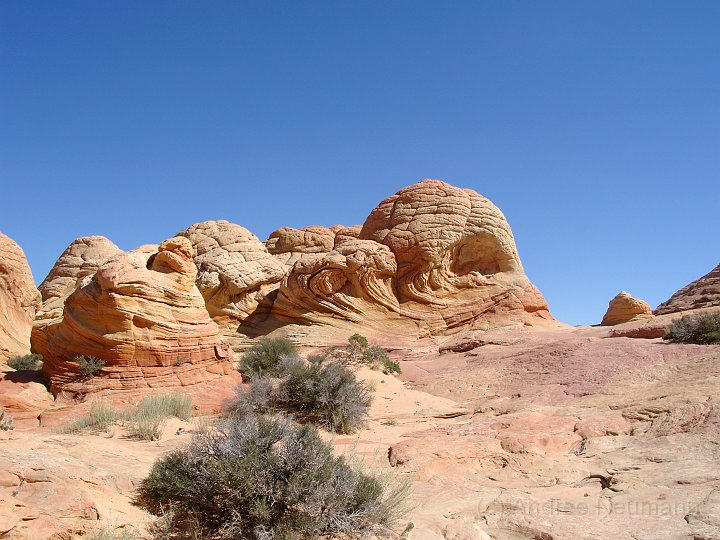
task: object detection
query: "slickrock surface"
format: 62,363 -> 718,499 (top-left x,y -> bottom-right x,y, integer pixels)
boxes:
600,290 -> 654,326
32,236 -> 122,358
178,220 -> 286,346
655,263 -> 720,315
1,326 -> 717,539
271,180 -> 553,344
41,236 -> 233,395
0,232 -> 40,362
265,225 -> 337,268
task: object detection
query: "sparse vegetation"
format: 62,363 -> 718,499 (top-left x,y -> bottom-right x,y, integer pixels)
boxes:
0,409 -> 14,431
85,525 -> 142,540
75,355 -> 106,377
663,312 -> 720,345
227,355 -> 371,434
63,392 -> 193,440
346,334 -> 401,374
139,414 -> 407,539
7,353 -> 43,371
238,336 -> 297,380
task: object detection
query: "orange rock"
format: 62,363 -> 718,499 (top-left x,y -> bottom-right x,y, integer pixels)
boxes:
600,290 -> 654,326
0,233 -> 40,362
655,263 -> 720,315
265,225 -> 337,268
41,236 -> 233,395
31,236 -> 122,358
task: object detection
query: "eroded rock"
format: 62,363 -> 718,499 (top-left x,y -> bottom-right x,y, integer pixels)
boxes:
655,263 -> 720,315
600,291 -> 654,326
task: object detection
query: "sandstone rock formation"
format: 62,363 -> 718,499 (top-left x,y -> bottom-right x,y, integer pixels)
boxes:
31,236 -> 122,358
655,263 -> 720,315
600,290 -> 654,326
270,179 -> 552,341
42,236 -> 233,394
265,225 -> 337,268
0,233 -> 40,362
178,221 -> 286,343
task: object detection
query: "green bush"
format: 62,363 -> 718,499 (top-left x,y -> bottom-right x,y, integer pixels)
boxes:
663,312 -> 720,344
238,337 -> 297,380
228,356 -> 371,434
76,355 -> 106,377
346,334 -> 401,375
64,401 -> 116,433
7,353 -> 43,371
139,414 -> 406,539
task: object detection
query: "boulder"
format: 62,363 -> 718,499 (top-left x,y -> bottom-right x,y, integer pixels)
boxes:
600,291 -> 654,326
0,233 -> 40,362
655,263 -> 720,315
31,236 -> 122,358
265,225 -> 337,268
41,236 -> 233,395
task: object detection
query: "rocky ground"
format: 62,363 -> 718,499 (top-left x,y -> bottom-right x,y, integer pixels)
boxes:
1,315 -> 718,540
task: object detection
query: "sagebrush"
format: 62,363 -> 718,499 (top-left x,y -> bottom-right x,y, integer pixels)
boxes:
75,355 -> 106,377
139,414 -> 407,539
227,355 -> 371,434
663,312 -> 720,344
238,337 -> 297,380
7,353 -> 43,371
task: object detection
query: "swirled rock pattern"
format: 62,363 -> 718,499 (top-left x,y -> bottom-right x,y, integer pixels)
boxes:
0,233 -> 40,361
601,291 -> 654,326
178,221 -> 286,343
655,263 -> 720,315
31,236 -> 122,358
42,236 -> 233,394
269,179 -> 552,341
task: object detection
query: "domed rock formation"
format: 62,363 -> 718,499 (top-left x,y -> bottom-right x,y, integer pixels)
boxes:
0,233 -> 41,361
601,291 -> 654,326
32,236 -> 122,358
178,221 -> 286,344
268,179 -> 552,341
265,225 -> 337,268
655,263 -> 720,315
42,236 -> 233,394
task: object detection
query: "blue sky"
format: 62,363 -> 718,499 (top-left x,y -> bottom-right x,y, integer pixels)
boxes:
1,1 -> 718,325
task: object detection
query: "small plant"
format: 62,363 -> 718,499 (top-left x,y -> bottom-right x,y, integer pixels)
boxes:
85,525 -> 142,540
238,336 -> 297,380
346,334 -> 401,374
64,401 -> 116,433
76,355 -> 106,377
663,312 -> 720,345
7,353 -> 43,371
0,409 -> 14,431
138,414 -> 407,539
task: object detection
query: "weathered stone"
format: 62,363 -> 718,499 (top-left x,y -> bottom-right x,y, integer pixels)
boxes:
0,233 -> 40,362
655,263 -> 720,315
600,291 -> 654,326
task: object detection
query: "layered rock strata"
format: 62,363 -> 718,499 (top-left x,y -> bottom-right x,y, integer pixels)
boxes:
655,263 -> 720,315
0,233 -> 41,361
601,291 -> 654,326
41,236 -> 233,394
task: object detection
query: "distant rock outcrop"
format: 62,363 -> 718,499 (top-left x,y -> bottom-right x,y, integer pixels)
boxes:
601,291 -> 654,326
32,236 -> 122,358
270,179 -> 552,341
0,233 -> 41,362
655,263 -> 720,315
42,236 -> 233,394
178,221 -> 286,345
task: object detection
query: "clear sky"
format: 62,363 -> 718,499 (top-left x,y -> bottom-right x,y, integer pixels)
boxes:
1,1 -> 718,326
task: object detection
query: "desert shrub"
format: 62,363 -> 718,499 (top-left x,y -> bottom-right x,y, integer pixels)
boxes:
85,525 -> 142,540
239,337 -> 297,380
76,355 -> 106,377
139,414 -> 406,539
0,409 -> 13,431
346,334 -> 401,375
663,312 -> 720,344
228,356 -> 371,434
7,353 -> 43,371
